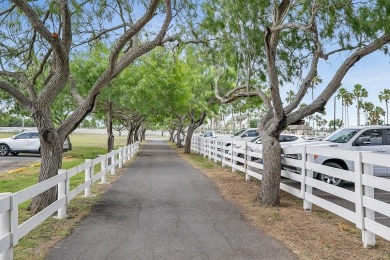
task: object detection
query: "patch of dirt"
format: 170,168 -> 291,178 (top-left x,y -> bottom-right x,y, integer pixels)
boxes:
179,151 -> 390,260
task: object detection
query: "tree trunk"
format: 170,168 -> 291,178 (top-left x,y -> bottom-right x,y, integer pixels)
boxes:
386,101 -> 389,125
126,122 -> 134,145
107,102 -> 114,153
168,129 -> 174,142
357,100 -> 360,126
31,109 -> 63,214
184,124 -> 195,154
259,133 -> 281,206
134,124 -> 141,142
184,110 -> 206,153
176,117 -> 185,148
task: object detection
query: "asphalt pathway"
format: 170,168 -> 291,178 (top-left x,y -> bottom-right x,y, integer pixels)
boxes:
46,140 -> 296,260
0,154 -> 40,174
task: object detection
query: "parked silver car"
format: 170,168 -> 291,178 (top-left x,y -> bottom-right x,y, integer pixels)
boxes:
232,128 -> 260,141
0,131 -> 71,156
283,126 -> 390,186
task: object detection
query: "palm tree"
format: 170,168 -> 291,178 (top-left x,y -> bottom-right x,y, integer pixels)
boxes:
361,101 -> 374,126
369,106 -> 385,125
309,76 -> 322,101
343,91 -> 353,127
379,89 -> 390,124
352,84 -> 368,126
314,114 -> 322,130
337,87 -> 348,127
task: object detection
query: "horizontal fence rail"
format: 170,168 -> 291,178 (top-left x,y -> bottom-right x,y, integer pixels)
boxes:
0,142 -> 140,260
191,136 -> 390,247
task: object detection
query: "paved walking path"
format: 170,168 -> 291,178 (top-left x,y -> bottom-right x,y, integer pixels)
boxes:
46,140 -> 296,260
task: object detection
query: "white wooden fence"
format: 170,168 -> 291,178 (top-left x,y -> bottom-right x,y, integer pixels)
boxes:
191,136 -> 390,247
0,142 -> 139,260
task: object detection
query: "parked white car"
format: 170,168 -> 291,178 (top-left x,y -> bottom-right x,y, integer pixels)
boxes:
235,134 -> 307,161
232,128 -> 260,141
201,131 -> 215,138
223,128 -> 260,149
0,131 -> 71,156
283,126 -> 390,186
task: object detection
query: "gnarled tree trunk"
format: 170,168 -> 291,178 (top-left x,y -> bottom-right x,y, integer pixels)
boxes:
107,102 -> 114,153
134,124 -> 141,142
176,116 -> 185,148
126,122 -> 134,145
168,129 -> 174,142
31,109 -> 63,214
184,110 -> 206,154
259,133 -> 281,206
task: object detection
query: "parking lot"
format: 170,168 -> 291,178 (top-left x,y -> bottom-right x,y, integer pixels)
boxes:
0,154 -> 40,173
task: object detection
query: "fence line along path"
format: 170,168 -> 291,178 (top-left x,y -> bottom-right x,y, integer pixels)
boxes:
45,140 -> 297,260
0,142 -> 140,260
191,136 -> 390,247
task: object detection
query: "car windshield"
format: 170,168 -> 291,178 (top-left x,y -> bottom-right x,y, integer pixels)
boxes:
233,129 -> 246,137
324,128 -> 359,143
250,136 -> 261,143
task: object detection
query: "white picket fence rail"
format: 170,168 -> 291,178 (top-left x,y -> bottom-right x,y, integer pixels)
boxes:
0,142 -> 140,260
191,136 -> 390,247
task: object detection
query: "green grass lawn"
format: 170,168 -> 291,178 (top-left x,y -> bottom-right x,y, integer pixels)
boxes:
0,132 -> 128,193
0,132 -> 15,138
0,132 -> 136,260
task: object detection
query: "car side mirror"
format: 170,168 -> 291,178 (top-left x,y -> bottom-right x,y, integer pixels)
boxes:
355,138 -> 371,146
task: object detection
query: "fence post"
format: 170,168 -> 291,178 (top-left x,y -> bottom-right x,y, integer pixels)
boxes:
111,151 -> 116,175
84,159 -> 92,197
221,141 -> 225,167
213,141 -> 218,163
362,159 -> 376,247
303,147 -> 312,211
245,141 -> 251,181
127,145 -> 131,160
122,146 -> 127,164
355,152 -> 364,232
57,170 -> 67,219
202,138 -> 207,158
0,193 -> 12,260
119,148 -> 123,168
100,155 -> 107,184
231,141 -> 236,173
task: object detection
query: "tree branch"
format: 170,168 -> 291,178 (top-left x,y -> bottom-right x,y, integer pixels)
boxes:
73,23 -> 133,48
32,48 -> 52,86
60,0 -> 72,52
284,21 -> 321,114
108,0 -> 161,72
287,33 -> 390,125
69,76 -> 84,103
0,81 -> 30,108
11,0 -> 64,56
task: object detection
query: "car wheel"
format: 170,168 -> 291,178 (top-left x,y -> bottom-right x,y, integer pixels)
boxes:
319,162 -> 345,187
0,144 -> 10,156
10,152 -> 19,156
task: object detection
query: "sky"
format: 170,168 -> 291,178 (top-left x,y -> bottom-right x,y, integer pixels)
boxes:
283,50 -> 390,127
